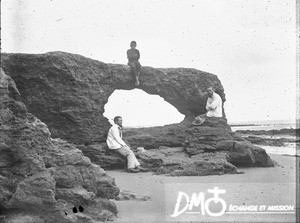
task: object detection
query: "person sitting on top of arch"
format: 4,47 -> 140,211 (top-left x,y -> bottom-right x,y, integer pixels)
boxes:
127,41 -> 141,86
192,87 -> 223,125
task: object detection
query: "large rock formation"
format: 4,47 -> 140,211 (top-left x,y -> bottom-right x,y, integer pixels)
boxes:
1,52 -> 225,144
1,52 -> 275,178
0,68 -> 119,222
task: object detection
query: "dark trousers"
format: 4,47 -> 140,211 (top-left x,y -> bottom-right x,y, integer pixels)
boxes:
128,61 -> 141,78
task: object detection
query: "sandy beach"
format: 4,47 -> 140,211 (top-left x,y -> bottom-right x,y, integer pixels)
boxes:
108,153 -> 298,223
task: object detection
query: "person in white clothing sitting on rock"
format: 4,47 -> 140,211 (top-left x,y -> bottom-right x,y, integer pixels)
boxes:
106,116 -> 148,173
192,87 -> 223,125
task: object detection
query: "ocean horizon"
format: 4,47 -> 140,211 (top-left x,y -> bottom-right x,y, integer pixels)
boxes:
230,119 -> 297,131
125,119 -> 298,131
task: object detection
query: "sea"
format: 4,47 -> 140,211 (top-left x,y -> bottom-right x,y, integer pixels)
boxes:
230,120 -> 297,132
230,120 -> 298,157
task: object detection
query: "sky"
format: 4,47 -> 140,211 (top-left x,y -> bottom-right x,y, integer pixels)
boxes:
1,0 -> 298,126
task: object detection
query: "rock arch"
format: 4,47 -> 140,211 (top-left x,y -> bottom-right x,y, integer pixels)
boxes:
1,51 -> 225,144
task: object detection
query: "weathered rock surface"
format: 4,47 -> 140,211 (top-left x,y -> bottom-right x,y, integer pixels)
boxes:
76,143 -> 126,170
115,190 -> 151,201
1,52 -> 275,178
238,135 -> 286,147
136,146 -> 240,176
123,118 -> 274,169
1,52 -> 225,144
0,69 -> 119,222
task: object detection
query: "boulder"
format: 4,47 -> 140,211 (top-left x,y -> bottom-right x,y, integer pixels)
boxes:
0,69 -> 119,222
115,190 -> 151,201
215,140 -> 275,167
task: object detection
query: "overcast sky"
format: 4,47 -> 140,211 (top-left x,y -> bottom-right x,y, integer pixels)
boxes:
2,0 -> 297,126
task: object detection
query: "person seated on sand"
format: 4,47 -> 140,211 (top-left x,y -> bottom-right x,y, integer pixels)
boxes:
192,87 -> 223,125
106,116 -> 148,173
127,41 -> 141,86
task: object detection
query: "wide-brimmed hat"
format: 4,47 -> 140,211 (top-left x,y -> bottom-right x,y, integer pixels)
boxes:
192,116 -> 205,126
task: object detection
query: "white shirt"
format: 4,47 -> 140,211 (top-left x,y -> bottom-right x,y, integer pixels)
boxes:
206,92 -> 223,117
106,124 -> 127,149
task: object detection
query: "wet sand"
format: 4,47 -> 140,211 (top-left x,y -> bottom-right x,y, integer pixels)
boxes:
107,154 -> 298,223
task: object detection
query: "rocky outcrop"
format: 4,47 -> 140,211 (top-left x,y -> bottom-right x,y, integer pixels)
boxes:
77,118 -> 274,176
236,128 -> 299,136
122,118 -> 274,176
235,128 -> 299,146
1,52 -> 275,178
1,52 -> 225,144
136,146 -> 240,176
123,118 -> 232,149
238,136 -> 286,147
0,68 -> 119,222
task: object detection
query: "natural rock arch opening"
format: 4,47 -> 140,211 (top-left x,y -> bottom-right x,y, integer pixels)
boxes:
104,89 -> 185,127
